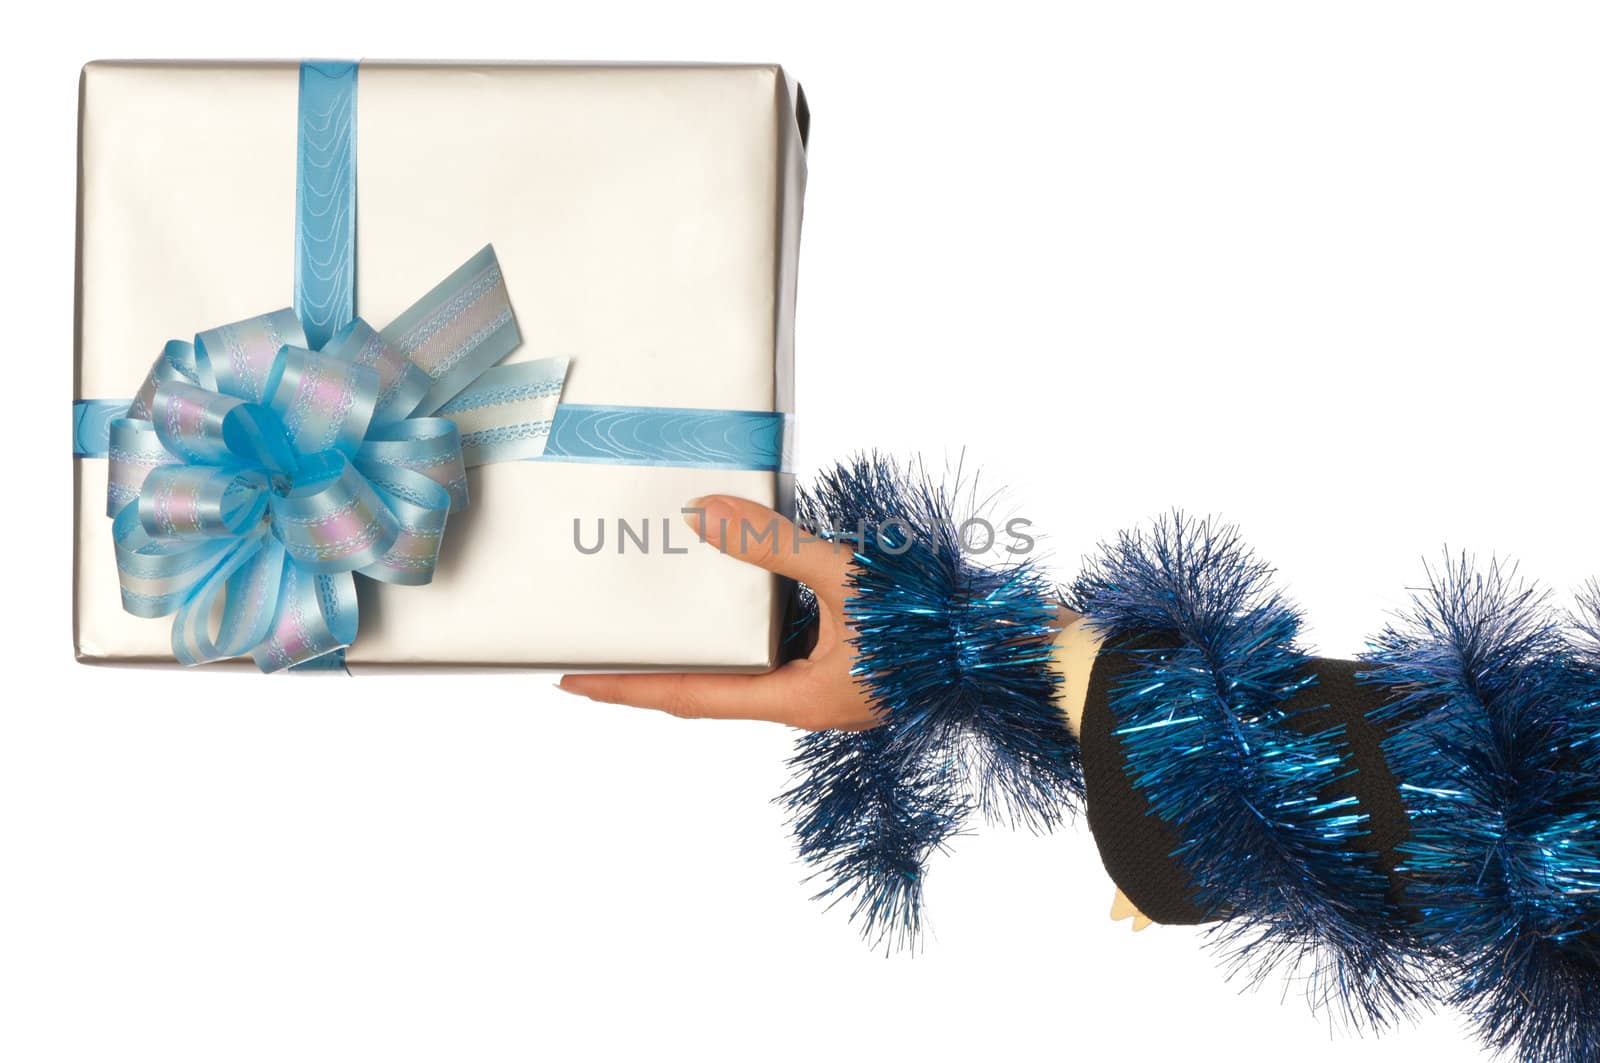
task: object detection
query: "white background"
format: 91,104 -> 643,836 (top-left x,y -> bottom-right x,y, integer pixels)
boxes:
4,3 -> 1597,1060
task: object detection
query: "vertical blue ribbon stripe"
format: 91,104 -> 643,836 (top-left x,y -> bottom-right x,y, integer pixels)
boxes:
291,61 -> 359,672
295,62 -> 358,352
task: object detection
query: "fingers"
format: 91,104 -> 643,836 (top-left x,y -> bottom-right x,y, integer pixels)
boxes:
1110,889 -> 1154,932
556,494 -> 875,731
684,494 -> 850,604
558,669 -> 812,727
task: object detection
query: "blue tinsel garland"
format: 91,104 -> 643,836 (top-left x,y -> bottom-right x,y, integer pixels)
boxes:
1366,560 -> 1600,1063
1070,514 -> 1426,1028
776,470 -> 1600,1057
780,455 -> 1081,949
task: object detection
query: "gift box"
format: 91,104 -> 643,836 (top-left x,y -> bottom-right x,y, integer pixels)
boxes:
72,61 -> 807,671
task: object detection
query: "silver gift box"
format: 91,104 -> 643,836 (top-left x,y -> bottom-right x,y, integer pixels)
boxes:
72,61 -> 806,671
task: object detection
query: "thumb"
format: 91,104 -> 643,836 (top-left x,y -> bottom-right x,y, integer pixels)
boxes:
683,494 -> 849,600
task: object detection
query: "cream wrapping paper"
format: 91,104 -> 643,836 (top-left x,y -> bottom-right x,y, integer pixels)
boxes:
73,61 -> 806,671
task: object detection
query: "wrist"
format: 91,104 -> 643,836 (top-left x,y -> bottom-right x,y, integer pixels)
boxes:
1050,608 -> 1102,740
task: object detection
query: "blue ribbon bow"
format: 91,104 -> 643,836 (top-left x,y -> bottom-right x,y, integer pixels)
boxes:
107,245 -> 568,671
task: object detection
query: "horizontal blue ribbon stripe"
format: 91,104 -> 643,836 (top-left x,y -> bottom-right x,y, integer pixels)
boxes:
73,399 -> 130,457
77,399 -> 792,473
541,404 -> 793,473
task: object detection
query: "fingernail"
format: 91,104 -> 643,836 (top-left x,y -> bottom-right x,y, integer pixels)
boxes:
682,497 -> 707,538
682,495 -> 734,540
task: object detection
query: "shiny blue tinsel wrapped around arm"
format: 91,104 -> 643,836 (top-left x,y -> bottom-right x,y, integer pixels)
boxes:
1069,514 -> 1426,1028
1365,563 -> 1600,1063
778,455 -> 1082,949
1068,516 -> 1600,1057
772,466 -> 1600,1061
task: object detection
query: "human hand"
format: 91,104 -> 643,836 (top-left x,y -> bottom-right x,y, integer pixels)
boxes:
556,495 -> 880,731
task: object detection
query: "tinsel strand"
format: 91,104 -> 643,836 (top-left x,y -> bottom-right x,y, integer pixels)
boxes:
1367,557 -> 1600,1062
777,454 -> 1082,948
1071,514 -> 1426,1028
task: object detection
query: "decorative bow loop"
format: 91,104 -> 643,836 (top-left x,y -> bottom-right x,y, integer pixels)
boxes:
106,244 -> 566,671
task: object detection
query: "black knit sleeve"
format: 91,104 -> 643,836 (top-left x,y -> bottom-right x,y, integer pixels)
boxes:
1078,640 -> 1410,927
1070,516 -> 1600,1061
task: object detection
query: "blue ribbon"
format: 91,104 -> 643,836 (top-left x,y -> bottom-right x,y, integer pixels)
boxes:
295,62 -> 358,351
73,400 -> 129,457
79,399 -> 791,473
543,405 -> 792,472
